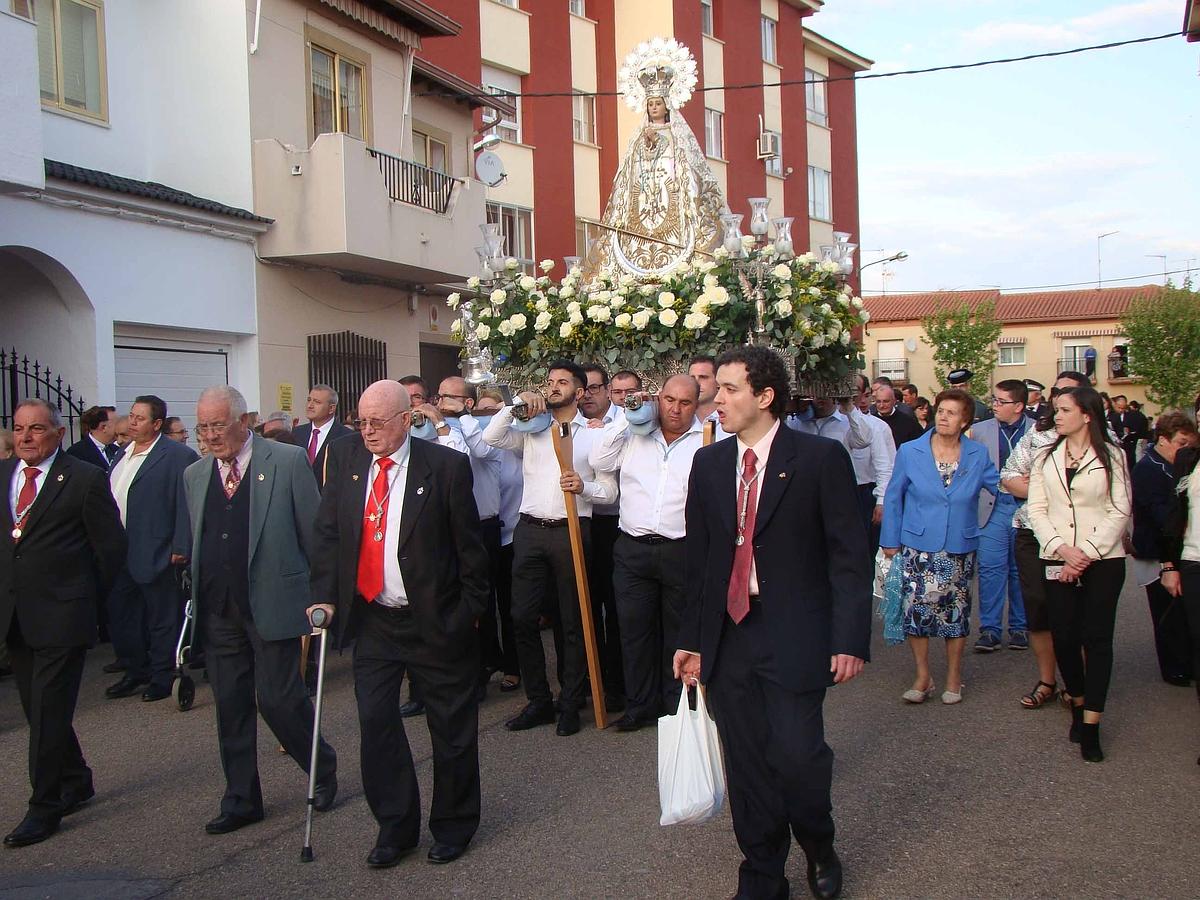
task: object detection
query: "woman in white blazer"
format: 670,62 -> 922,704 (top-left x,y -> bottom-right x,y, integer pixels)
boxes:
1027,386 -> 1131,764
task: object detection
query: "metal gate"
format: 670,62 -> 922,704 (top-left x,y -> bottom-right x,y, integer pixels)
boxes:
1,347 -> 86,443
306,331 -> 388,420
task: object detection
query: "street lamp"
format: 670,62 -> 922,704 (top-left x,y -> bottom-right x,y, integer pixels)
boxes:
1097,230 -> 1118,288
860,250 -> 908,273
1146,253 -> 1167,285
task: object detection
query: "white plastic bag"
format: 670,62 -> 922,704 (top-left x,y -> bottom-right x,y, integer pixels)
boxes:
657,685 -> 726,826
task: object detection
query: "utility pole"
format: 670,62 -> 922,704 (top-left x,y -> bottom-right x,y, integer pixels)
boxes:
1097,230 -> 1118,288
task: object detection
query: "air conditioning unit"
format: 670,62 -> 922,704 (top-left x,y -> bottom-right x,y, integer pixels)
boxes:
756,116 -> 780,160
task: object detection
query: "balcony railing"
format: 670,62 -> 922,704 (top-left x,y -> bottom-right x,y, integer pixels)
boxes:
367,148 -> 460,214
872,358 -> 909,383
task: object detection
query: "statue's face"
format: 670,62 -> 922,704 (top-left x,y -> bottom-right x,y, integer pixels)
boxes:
646,96 -> 668,123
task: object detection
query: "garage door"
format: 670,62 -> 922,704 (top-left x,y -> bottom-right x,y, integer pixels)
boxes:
114,345 -> 229,435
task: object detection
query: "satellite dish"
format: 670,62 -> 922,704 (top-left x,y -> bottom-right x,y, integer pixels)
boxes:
905,337 -> 918,353
475,151 -> 506,187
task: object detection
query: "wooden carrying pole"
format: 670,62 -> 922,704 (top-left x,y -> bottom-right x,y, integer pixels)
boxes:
551,421 -> 608,729
703,420 -> 716,446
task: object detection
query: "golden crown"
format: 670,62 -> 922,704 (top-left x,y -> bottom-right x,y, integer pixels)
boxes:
638,65 -> 676,101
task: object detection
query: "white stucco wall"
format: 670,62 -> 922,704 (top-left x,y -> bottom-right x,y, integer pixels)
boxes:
0,10 -> 45,190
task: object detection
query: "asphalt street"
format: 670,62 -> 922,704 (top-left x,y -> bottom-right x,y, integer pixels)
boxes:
1,575 -> 1197,899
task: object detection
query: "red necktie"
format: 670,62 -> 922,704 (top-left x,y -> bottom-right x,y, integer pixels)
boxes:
727,449 -> 758,624
14,467 -> 40,534
356,457 -> 395,602
307,426 -> 320,465
223,459 -> 241,499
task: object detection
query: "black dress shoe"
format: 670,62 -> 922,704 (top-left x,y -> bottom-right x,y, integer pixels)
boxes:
1164,674 -> 1193,687
806,844 -> 843,899
102,660 -> 127,674
367,844 -> 414,869
556,708 -> 581,736
313,774 -> 338,812
505,702 -> 556,731
605,693 -> 626,713
61,786 -> 95,817
428,841 -> 468,864
4,814 -> 60,848
142,684 -> 172,702
187,654 -> 207,670
105,675 -> 150,699
398,700 -> 426,718
205,811 -> 263,835
614,713 -> 650,732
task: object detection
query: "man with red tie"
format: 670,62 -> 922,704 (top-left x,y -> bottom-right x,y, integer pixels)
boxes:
674,346 -> 872,900
308,380 -> 489,870
1,399 -> 126,847
293,384 -> 352,490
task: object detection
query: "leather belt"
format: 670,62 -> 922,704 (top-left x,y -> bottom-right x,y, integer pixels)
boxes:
623,531 -> 683,545
520,513 -> 569,528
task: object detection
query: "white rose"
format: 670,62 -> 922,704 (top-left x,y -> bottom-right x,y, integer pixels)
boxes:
510,313 -> 528,331
560,285 -> 575,299
467,276 -> 480,290
476,305 -> 495,319
610,297 -> 625,309
860,309 -> 871,323
595,290 -> 612,303
539,259 -> 555,273
638,284 -> 655,296
697,260 -> 716,274
797,252 -> 816,264
519,275 -> 536,291
446,292 -> 461,309
772,264 -> 791,281
505,258 -> 519,271
631,309 -> 652,330
475,323 -> 491,340
840,330 -> 852,345
826,328 -> 840,341
567,300 -> 582,315
692,297 -> 711,314
535,298 -> 549,312
497,320 -> 515,338
450,319 -> 462,334
683,311 -> 710,330
852,297 -> 864,308
811,333 -> 826,349
777,284 -> 793,299
706,286 -> 730,306
775,300 -> 793,316
658,291 -> 676,308
741,235 -> 756,250
658,308 -> 679,327
838,295 -> 850,307
808,286 -> 822,297
559,321 -> 575,338
819,259 -> 841,274
703,273 -> 719,290
535,311 -> 553,332
569,310 -> 584,326
819,303 -> 833,316
619,274 -> 635,287
587,305 -> 611,322
713,246 -> 730,260
615,312 -> 633,329
490,289 -> 506,304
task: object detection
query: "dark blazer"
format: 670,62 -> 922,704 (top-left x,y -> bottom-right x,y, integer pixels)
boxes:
0,453 -> 127,648
110,436 -> 198,583
1131,447 -> 1175,560
1162,447 -> 1200,566
183,435 -> 322,641
65,435 -> 112,471
293,419 -> 353,489
677,424 -> 872,693
874,408 -> 925,448
310,433 -> 490,659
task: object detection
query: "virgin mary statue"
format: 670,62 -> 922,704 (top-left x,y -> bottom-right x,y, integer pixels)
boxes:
582,38 -> 728,281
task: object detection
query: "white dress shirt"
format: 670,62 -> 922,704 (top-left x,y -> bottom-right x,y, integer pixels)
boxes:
498,449 -> 523,546
366,439 -> 411,608
591,417 -> 703,539
444,415 -> 502,520
109,434 -> 162,526
483,407 -> 618,519
591,402 -> 624,517
785,406 -> 872,450
734,419 -> 781,595
9,449 -> 58,522
851,413 -> 896,503
89,433 -> 110,460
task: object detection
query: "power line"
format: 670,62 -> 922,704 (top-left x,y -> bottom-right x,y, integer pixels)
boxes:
861,267 -> 1194,295
415,31 -> 1181,101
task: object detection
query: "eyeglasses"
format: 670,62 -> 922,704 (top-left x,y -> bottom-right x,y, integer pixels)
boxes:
196,421 -> 235,436
583,384 -> 608,395
989,397 -> 1023,407
353,411 -> 404,432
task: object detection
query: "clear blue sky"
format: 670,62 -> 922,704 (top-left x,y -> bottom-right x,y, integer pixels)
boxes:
811,0 -> 1199,294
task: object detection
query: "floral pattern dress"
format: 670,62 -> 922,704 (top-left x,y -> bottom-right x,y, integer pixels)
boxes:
900,460 -> 976,638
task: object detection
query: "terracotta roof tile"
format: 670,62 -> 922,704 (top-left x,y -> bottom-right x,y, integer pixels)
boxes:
865,285 -> 1162,324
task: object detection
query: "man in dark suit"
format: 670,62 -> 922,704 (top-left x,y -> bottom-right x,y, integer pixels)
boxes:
873,384 -> 924,447
1024,380 -> 1051,420
184,385 -> 337,836
103,395 -> 198,701
674,346 -> 872,900
292,384 -> 352,490
65,405 -> 119,471
1,398 -> 126,847
1108,394 -> 1149,472
309,380 -> 489,870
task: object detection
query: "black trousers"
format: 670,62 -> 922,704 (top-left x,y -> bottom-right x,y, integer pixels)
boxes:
707,606 -> 834,900
495,543 -> 519,676
475,517 -> 509,676
856,483 -> 879,560
107,567 -> 184,688
510,518 -> 591,709
588,514 -> 625,697
354,601 -> 480,848
1045,556 -> 1124,713
6,617 -> 91,821
1177,562 -> 1200,707
1145,576 -> 1194,681
612,534 -> 685,720
204,602 -> 336,818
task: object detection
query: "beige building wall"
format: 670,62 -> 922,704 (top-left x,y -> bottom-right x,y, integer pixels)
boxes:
863,320 -> 1152,409
479,0 -> 530,75
613,0 -> 675,151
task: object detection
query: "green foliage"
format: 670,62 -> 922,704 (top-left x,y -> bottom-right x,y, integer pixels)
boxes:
920,300 -> 1003,391
1120,282 -> 1200,411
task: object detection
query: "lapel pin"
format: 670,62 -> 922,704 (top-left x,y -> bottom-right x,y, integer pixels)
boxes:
416,486 -> 424,496
57,474 -> 64,482
778,472 -> 787,479
352,474 -> 360,481
257,473 -> 265,481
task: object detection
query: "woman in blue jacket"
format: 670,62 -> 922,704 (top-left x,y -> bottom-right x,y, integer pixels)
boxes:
882,389 -> 999,705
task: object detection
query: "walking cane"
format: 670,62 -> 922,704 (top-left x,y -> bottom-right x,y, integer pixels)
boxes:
551,421 -> 608,730
300,606 -> 331,863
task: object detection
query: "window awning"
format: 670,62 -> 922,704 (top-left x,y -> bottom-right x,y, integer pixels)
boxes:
997,336 -> 1026,345
1052,328 -> 1124,338
413,58 -> 517,118
316,0 -> 461,48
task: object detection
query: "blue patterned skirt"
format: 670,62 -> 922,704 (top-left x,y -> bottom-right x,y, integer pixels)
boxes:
899,547 -> 975,639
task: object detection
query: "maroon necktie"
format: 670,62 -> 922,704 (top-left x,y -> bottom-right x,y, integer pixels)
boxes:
13,467 -> 40,537
223,459 -> 241,499
356,457 -> 394,602
727,449 -> 758,623
307,426 -> 319,465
